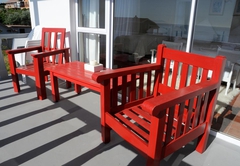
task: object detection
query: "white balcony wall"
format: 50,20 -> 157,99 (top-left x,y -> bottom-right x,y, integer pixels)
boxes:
29,0 -> 77,61
29,0 -> 71,30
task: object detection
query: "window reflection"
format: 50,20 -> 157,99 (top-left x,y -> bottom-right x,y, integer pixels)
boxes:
192,0 -> 240,57
193,0 -> 240,138
113,0 -> 191,68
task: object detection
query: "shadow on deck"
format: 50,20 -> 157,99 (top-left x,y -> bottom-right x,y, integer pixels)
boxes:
1,77 -> 240,166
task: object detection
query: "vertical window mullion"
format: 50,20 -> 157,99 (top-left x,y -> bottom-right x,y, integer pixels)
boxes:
186,0 -> 198,53
74,0 -> 113,68
105,0 -> 114,69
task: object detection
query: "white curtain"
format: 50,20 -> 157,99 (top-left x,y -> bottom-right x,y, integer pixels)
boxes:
81,0 -> 100,63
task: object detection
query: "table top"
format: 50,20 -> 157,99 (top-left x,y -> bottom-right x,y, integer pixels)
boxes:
47,61 -> 104,86
47,61 -> 136,92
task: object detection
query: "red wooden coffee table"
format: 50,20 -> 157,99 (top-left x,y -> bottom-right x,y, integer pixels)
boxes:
47,61 -> 103,101
48,61 -> 133,102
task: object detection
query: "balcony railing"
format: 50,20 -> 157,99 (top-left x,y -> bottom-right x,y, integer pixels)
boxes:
0,33 -> 29,80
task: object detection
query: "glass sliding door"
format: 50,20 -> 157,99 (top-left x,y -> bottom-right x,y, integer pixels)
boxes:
76,0 -> 192,69
113,0 -> 191,68
73,0 -> 240,140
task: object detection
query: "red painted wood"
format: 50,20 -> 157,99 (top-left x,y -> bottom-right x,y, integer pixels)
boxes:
47,61 -> 101,102
7,52 -> 20,92
92,44 -> 226,166
47,61 -> 135,103
50,71 -> 59,102
6,28 -> 69,100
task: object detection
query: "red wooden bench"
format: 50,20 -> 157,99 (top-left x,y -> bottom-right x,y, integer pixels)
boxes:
7,28 -> 70,100
92,44 -> 226,166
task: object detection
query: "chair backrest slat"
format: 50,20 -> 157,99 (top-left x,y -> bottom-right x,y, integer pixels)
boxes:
40,28 -> 66,64
155,45 -> 226,95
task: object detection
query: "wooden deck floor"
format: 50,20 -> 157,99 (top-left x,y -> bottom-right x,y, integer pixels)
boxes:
1,76 -> 240,166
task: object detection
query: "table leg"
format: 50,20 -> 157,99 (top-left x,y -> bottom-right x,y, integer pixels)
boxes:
66,80 -> 71,89
50,72 -> 60,102
74,84 -> 82,94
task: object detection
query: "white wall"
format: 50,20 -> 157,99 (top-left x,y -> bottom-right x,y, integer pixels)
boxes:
29,0 -> 71,30
196,0 -> 236,28
29,0 -> 77,60
195,0 -> 236,42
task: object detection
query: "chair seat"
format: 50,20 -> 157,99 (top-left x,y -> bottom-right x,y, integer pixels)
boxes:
222,67 -> 237,79
16,64 -> 35,76
112,105 -> 152,142
217,48 -> 240,95
110,103 -> 192,144
16,62 -> 57,76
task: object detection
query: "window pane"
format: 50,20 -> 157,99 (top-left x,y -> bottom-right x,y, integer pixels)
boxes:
193,1 -> 240,138
113,0 -> 190,68
78,33 -> 106,67
78,0 -> 105,28
192,0 -> 238,56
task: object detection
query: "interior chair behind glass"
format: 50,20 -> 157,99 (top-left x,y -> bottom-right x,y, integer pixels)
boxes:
150,40 -> 183,66
217,47 -> 240,95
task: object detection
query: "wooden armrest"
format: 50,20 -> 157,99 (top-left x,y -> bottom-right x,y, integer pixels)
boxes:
6,46 -> 42,55
92,63 -> 160,83
142,81 -> 219,116
32,48 -> 70,58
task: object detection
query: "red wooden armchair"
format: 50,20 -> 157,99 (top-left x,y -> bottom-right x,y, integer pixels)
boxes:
7,28 -> 70,100
92,44 -> 226,166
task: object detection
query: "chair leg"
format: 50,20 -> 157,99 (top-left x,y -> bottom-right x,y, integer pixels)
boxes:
195,128 -> 210,153
50,73 -> 60,102
225,81 -> 231,95
35,74 -> 47,100
11,73 -> 20,93
233,80 -> 237,91
8,54 -> 20,93
35,81 -> 47,100
146,157 -> 160,166
101,125 -> 111,143
44,75 -> 49,82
